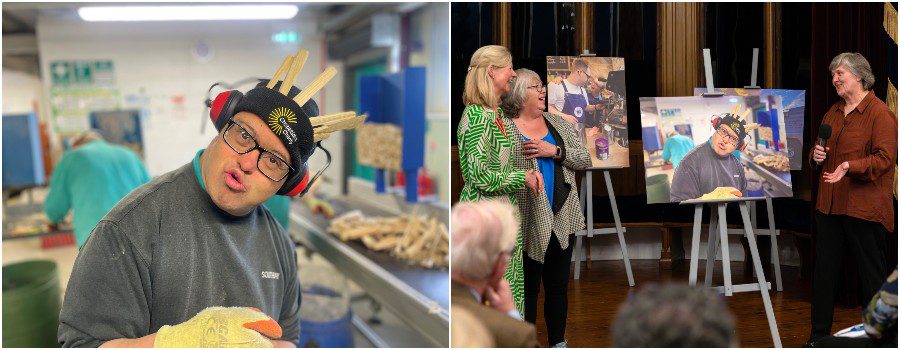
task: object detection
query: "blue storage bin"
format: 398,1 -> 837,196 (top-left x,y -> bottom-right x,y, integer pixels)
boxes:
2,113 -> 45,187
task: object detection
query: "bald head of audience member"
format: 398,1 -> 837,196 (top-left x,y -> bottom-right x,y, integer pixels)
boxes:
450,200 -> 518,293
612,283 -> 738,348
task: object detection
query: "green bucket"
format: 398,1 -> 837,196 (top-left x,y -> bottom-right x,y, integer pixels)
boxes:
646,174 -> 671,204
3,260 -> 61,348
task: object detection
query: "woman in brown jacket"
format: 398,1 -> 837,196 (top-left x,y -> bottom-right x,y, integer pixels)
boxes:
806,52 -> 897,346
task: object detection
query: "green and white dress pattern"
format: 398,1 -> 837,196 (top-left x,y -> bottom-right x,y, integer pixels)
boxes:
457,104 -> 527,314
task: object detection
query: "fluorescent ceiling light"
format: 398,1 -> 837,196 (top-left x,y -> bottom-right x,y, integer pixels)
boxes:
78,5 -> 299,22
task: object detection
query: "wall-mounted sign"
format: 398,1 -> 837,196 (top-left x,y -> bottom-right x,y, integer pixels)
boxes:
48,59 -> 120,133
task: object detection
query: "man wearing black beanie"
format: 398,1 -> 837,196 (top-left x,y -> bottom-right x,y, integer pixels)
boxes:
670,113 -> 749,202
58,49 -> 364,348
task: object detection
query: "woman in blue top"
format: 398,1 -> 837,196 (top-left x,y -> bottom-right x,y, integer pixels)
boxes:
501,69 -> 592,348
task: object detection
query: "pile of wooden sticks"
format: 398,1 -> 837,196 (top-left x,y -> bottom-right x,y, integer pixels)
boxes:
328,209 -> 448,269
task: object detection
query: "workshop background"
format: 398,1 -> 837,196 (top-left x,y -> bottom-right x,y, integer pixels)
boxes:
2,2 -> 450,348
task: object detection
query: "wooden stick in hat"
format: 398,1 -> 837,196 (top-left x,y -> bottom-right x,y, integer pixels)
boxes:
279,49 -> 309,95
310,111 -> 357,127
266,55 -> 294,89
317,114 -> 366,134
740,107 -> 752,121
293,66 -> 337,107
313,131 -> 332,142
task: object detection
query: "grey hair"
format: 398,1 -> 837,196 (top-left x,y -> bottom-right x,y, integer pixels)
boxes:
500,68 -> 541,117
829,52 -> 875,90
612,283 -> 737,347
450,200 -> 519,281
72,129 -> 105,146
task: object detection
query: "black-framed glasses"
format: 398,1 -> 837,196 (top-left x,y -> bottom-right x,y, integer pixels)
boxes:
715,126 -> 740,145
222,120 -> 294,182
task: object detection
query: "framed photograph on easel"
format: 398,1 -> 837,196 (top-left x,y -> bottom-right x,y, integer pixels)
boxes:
546,56 -> 629,168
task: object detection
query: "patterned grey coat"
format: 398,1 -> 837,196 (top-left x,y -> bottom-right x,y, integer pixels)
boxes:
503,112 -> 592,263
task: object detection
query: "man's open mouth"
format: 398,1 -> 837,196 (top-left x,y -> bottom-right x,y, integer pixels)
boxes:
224,170 -> 246,192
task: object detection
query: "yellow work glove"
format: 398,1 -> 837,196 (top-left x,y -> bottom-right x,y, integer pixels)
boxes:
154,307 -> 283,348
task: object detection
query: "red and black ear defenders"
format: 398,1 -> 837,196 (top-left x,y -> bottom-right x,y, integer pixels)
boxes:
206,84 -> 329,197
710,114 -> 749,151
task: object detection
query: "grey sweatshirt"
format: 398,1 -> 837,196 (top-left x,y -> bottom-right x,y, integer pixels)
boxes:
57,162 -> 301,347
670,141 -> 747,202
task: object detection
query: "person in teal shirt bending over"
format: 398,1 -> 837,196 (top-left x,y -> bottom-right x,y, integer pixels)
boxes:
44,130 -> 150,248
661,130 -> 695,169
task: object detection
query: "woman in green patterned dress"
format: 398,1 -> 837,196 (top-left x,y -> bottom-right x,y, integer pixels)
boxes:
458,45 -> 544,315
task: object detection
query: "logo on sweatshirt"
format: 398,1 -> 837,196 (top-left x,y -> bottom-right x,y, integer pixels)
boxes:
261,271 -> 281,280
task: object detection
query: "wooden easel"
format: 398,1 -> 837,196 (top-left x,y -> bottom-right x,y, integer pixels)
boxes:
691,48 -> 781,347
574,169 -> 634,286
720,47 -> 784,291
684,197 -> 782,347
570,50 -> 634,286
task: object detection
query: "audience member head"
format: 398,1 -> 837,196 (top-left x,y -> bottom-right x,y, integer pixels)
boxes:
450,200 -> 518,285
612,283 -> 737,347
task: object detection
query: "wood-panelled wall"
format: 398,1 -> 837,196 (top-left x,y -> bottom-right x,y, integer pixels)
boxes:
494,2 -> 512,48
764,3 -> 781,88
657,3 -> 703,97
575,2 -> 593,54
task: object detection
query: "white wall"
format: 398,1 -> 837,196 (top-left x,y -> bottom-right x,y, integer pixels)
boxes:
36,10 -> 346,196
2,69 -> 43,115
409,3 -> 450,204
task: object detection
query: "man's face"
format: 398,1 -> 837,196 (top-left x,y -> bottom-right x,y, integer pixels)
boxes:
201,112 -> 291,216
573,67 -> 592,86
711,124 -> 740,156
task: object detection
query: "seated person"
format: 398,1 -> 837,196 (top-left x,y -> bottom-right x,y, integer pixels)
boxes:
670,114 -> 748,202
863,269 -> 898,347
808,269 -> 897,348
451,308 -> 495,348
450,200 -> 539,348
612,283 -> 737,347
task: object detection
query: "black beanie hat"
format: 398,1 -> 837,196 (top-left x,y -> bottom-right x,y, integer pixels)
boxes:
234,80 -> 317,176
714,113 -> 747,145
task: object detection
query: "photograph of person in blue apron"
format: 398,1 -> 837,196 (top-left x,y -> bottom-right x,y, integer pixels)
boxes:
547,59 -> 595,143
546,56 -> 630,168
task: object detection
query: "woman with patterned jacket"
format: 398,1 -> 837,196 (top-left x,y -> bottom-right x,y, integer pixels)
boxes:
501,69 -> 591,348
458,45 -> 544,315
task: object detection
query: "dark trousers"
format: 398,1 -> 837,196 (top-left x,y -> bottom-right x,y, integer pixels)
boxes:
811,212 -> 889,339
523,234 -> 575,346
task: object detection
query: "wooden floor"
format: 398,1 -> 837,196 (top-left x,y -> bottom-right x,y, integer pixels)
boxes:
531,259 -> 862,348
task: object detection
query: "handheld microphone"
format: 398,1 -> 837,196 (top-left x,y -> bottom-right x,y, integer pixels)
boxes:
815,123 -> 832,170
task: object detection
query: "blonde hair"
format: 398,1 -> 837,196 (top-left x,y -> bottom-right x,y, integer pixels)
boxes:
463,45 -> 512,109
450,200 -> 519,280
